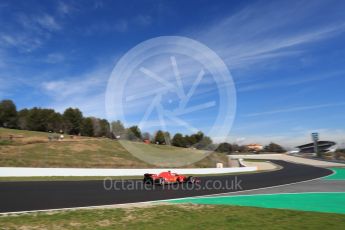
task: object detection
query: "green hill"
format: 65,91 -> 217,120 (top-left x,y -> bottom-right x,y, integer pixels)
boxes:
0,128 -> 227,168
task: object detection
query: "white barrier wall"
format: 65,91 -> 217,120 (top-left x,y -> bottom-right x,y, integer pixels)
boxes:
229,154 -> 345,167
230,154 -> 284,159
0,167 -> 257,177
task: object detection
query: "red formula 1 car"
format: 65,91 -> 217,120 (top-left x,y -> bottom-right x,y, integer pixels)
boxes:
143,171 -> 200,185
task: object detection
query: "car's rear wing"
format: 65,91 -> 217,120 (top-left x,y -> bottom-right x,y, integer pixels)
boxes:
144,173 -> 157,177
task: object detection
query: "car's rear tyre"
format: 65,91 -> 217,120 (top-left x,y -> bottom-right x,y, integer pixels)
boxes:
144,179 -> 153,185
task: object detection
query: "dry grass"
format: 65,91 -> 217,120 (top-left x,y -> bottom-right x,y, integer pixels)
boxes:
0,128 -> 228,168
18,137 -> 49,145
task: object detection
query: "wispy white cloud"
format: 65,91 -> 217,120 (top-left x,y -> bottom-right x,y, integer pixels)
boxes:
245,102 -> 345,117
41,63 -> 113,117
84,19 -> 129,35
57,1 -> 74,16
193,1 -> 345,69
0,33 -> 43,52
35,14 -> 61,31
45,53 -> 65,63
49,92 -> 107,118
224,23 -> 345,68
84,14 -> 153,35
0,12 -> 63,52
116,53 -> 222,119
237,70 -> 345,92
134,15 -> 152,27
41,65 -> 110,99
186,1 -> 345,146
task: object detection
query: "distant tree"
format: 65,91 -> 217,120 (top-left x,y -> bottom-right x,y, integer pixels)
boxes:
216,142 -> 233,153
238,145 -> 248,152
99,119 -> 110,137
111,120 -> 125,139
17,109 -> 29,130
185,135 -> 197,147
127,125 -> 142,140
25,108 -> 41,131
172,133 -> 187,148
195,136 -> 213,150
232,144 -> 240,152
164,131 -> 171,145
91,118 -> 101,137
0,99 -> 17,128
90,118 -> 110,137
154,130 -> 165,144
81,117 -> 94,137
264,142 -> 286,153
25,108 -> 61,132
47,111 -> 63,132
232,144 -> 248,153
0,99 -> 221,150
63,108 -> 83,135
193,131 -> 204,143
184,131 -> 205,147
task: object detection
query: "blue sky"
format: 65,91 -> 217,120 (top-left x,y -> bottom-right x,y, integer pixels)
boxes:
1,0 -> 345,148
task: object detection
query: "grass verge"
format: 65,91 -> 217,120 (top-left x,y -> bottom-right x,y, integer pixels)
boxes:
1,204 -> 344,229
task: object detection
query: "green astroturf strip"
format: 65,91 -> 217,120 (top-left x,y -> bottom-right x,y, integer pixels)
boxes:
168,193 -> 345,214
324,168 -> 345,180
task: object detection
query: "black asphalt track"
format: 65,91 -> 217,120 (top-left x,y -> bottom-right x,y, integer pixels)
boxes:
0,160 -> 332,213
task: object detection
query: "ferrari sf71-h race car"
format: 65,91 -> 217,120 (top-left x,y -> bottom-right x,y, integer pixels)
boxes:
143,171 -> 200,185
